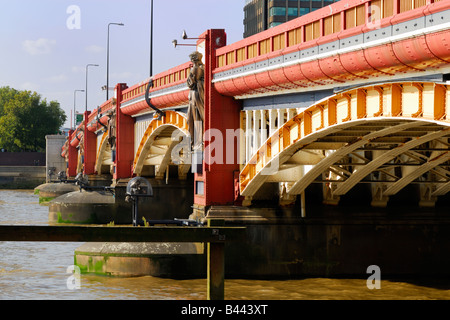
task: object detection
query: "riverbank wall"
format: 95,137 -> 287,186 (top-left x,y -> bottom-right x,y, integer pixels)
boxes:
0,166 -> 46,189
0,151 -> 46,189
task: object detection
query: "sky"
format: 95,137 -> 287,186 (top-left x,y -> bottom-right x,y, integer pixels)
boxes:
0,0 -> 245,128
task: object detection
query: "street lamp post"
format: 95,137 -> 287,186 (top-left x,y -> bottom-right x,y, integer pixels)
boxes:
172,30 -> 206,48
73,89 -> 84,129
150,0 -> 153,77
107,22 -> 124,100
85,64 -> 99,112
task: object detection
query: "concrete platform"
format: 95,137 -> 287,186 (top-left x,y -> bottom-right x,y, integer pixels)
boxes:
48,190 -> 119,224
34,182 -> 79,205
74,242 -> 205,278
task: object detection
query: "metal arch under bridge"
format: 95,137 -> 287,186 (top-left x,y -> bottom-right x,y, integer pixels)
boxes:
239,81 -> 450,209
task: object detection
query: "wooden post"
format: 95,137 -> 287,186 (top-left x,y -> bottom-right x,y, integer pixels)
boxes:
207,219 -> 225,300
301,191 -> 306,218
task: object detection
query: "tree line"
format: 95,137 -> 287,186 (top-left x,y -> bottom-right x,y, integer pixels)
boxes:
0,87 -> 66,152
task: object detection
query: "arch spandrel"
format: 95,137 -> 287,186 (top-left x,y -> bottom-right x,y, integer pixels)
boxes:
94,130 -> 113,175
132,110 -> 190,177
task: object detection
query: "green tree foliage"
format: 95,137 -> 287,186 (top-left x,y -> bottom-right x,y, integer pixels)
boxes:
0,87 -> 66,152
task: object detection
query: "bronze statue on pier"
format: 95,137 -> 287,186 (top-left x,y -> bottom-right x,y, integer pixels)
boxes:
187,51 -> 205,151
106,109 -> 116,159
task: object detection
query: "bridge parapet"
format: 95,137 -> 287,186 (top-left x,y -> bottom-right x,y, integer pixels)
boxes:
213,0 -> 450,98
86,98 -> 115,133
121,61 -> 192,117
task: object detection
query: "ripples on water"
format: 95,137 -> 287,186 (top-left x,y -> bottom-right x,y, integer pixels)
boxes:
0,190 -> 449,300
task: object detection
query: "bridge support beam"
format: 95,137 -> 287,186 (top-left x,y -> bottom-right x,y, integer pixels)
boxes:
114,83 -> 133,181
323,180 -> 340,206
371,183 -> 389,208
279,182 -> 297,206
419,184 -> 438,208
193,29 -> 241,217
66,130 -> 78,178
83,111 -> 97,175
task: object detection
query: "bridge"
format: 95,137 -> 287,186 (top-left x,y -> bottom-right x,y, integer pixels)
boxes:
61,0 -> 450,219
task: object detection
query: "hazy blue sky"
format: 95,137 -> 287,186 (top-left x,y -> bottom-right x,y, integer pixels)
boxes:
0,0 -> 245,127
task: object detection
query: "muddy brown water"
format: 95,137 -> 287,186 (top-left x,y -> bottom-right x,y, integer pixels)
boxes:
0,190 -> 449,300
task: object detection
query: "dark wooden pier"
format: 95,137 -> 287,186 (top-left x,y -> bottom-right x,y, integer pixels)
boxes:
0,222 -> 246,300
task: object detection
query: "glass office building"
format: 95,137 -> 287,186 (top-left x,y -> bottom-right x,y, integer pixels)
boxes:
244,0 -> 338,38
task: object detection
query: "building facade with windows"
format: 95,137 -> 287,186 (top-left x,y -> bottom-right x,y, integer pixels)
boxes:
244,0 -> 338,38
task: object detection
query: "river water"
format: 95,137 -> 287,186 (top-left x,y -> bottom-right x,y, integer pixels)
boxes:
0,190 -> 449,301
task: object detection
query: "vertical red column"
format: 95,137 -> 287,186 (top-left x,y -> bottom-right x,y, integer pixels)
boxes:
83,111 -> 97,175
114,83 -> 133,180
67,130 -> 78,178
194,29 -> 242,209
